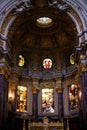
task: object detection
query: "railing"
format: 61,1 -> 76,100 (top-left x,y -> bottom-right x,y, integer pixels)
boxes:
28,121 -> 64,130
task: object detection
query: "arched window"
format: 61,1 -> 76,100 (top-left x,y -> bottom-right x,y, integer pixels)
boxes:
69,84 -> 79,110
18,55 -> 25,67
42,88 -> 54,113
16,86 -> 27,112
43,58 -> 52,69
70,53 -> 75,65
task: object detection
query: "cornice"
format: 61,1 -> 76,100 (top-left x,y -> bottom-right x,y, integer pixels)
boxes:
64,0 -> 87,27
11,65 -> 78,81
0,0 -> 87,26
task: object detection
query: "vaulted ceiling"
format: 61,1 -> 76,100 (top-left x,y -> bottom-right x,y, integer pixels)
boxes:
8,0 -> 77,68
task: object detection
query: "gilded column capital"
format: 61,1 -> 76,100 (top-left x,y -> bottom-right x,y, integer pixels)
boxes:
9,73 -> 19,85
74,81 -> 81,88
33,81 -> 39,86
55,80 -> 63,93
77,62 -> 87,77
32,87 -> 39,94
10,83 -> 17,90
78,54 -> 87,74
0,61 -> 10,79
55,80 -> 62,87
79,62 -> 87,72
56,87 -> 63,93
32,78 -> 40,88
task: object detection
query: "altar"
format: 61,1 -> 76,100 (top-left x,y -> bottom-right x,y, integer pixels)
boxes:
28,120 -> 64,130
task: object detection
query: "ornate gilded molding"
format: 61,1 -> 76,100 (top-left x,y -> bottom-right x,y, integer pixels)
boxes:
0,61 -> 11,79
65,0 -> 87,27
13,0 -> 33,15
79,62 -> 87,72
48,0 -> 69,11
77,54 -> 87,75
32,87 -> 39,94
55,80 -> 63,93
9,73 -> 19,85
10,83 -> 16,90
56,87 -> 63,93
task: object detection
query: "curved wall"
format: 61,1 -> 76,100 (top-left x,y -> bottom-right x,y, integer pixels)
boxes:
0,0 -> 87,51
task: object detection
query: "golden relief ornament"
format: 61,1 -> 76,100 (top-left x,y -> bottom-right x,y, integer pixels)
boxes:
56,87 -> 63,93
32,87 -> 39,94
0,65 -> 10,79
79,55 -> 87,72
80,62 -> 87,72
78,62 -> 87,77
43,117 -> 49,124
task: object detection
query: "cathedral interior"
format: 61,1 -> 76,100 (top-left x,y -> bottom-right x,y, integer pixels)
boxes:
0,0 -> 87,130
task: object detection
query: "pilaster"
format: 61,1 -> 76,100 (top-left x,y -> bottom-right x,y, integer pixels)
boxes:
0,74 -> 8,130
56,80 -> 63,121
32,80 -> 39,121
9,73 -> 19,105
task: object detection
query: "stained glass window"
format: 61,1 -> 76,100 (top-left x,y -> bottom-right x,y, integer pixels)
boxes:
41,88 -> 54,113
18,55 -> 25,67
16,86 -> 27,112
69,84 -> 79,110
70,53 -> 75,65
43,58 -> 52,69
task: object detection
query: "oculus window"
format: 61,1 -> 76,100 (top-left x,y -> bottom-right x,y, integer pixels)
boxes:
43,58 -> 52,69
42,88 -> 54,113
36,17 -> 53,27
69,84 -> 79,110
16,86 -> 27,112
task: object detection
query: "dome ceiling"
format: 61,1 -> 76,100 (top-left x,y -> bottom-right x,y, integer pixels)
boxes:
8,0 -> 77,69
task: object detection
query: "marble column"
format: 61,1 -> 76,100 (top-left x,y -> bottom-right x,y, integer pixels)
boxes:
0,33 -> 12,130
9,73 -> 18,109
78,60 -> 87,129
82,72 -> 87,129
56,80 -> 63,121
32,86 -> 39,121
0,74 -> 8,130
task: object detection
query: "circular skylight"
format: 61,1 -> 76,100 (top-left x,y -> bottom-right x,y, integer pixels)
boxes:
36,17 -> 53,27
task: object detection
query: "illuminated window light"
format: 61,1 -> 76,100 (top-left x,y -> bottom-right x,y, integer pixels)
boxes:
43,58 -> 52,69
36,17 -> 53,27
18,55 -> 25,67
